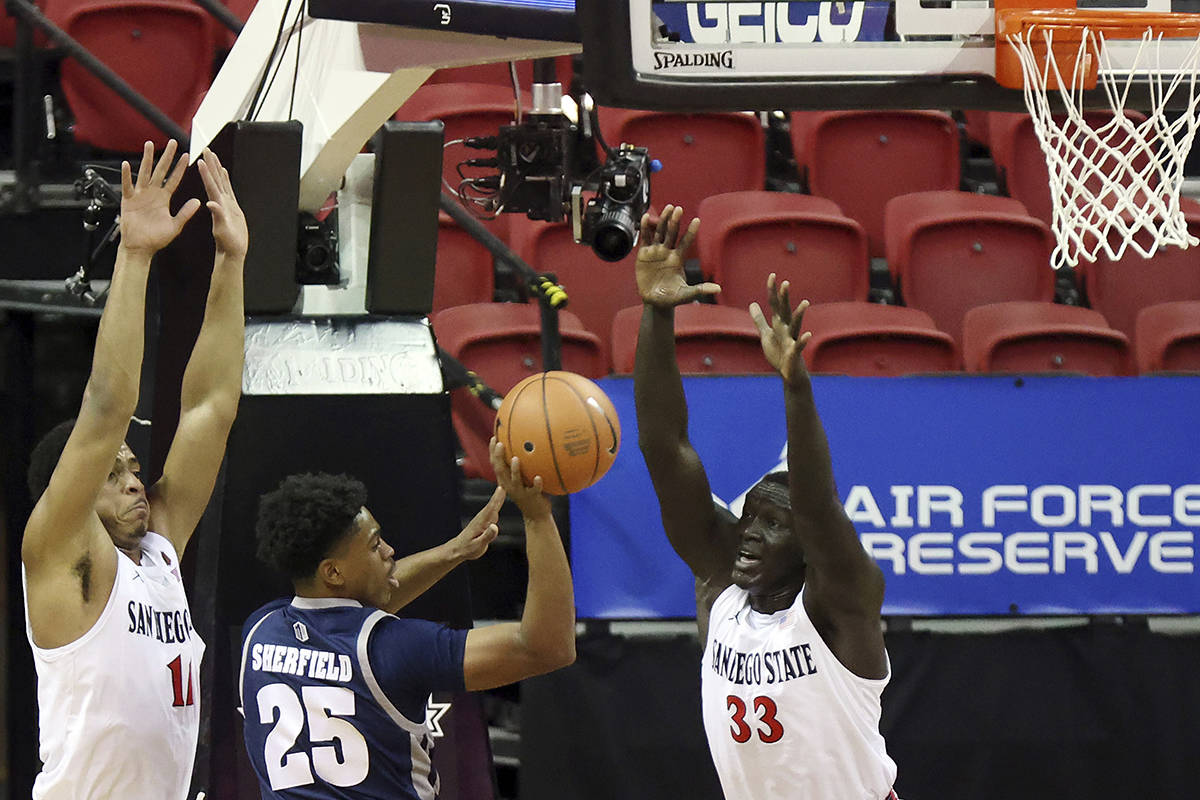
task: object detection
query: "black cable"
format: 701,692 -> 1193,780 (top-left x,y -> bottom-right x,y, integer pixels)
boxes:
246,0 -> 293,120
288,0 -> 305,121
256,4 -> 304,120
590,103 -> 617,159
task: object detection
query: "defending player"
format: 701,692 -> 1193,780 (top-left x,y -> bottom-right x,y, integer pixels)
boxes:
21,141 -> 247,800
240,437 -> 575,799
633,205 -> 898,799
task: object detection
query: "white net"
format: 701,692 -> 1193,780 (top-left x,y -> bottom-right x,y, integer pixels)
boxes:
1008,25 -> 1200,269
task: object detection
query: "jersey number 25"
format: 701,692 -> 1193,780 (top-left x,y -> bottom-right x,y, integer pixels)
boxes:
256,683 -> 370,790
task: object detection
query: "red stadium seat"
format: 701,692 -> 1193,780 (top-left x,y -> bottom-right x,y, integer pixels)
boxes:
432,303 -> 605,480
697,191 -> 870,311
885,190 -> 1056,347
802,302 -> 959,376
431,211 -> 500,312
598,108 -> 766,217
962,301 -> 1131,375
962,110 -> 991,149
506,217 -> 641,366
1075,197 -> 1200,339
988,110 -> 1149,228
609,303 -> 770,375
51,0 -> 216,152
1134,301 -> 1200,373
395,82 -> 527,215
804,110 -> 961,257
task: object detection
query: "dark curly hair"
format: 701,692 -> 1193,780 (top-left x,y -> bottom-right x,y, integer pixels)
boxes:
27,418 -> 78,501
255,472 -> 368,581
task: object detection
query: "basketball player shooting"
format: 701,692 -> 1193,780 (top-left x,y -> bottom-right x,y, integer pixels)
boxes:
21,140 -> 246,800
633,205 -> 899,800
239,438 -> 575,799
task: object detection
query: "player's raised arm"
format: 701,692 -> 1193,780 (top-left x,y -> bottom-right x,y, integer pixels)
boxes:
23,141 -> 199,573
462,440 -> 575,691
749,276 -> 886,645
381,486 -> 504,614
633,205 -> 733,590
148,148 -> 247,556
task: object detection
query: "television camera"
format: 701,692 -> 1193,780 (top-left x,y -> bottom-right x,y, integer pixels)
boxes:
455,81 -> 658,262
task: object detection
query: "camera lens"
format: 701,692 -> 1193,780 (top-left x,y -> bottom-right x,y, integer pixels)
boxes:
591,206 -> 639,262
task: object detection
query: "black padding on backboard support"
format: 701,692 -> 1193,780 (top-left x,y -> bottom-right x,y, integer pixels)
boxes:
213,121 -> 304,315
366,121 -> 445,316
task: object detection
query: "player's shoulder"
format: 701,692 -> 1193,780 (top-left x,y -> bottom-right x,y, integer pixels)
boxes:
242,597 -> 292,636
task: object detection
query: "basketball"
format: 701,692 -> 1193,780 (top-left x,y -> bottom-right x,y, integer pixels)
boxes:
493,371 -> 621,495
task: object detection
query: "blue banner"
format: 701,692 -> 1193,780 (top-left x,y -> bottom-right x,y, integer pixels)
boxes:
570,376 -> 1200,617
652,2 -> 891,44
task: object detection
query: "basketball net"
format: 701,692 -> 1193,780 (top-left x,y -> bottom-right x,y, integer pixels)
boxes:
1007,24 -> 1200,269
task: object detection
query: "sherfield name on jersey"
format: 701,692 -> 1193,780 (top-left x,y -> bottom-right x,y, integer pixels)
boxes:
249,642 -> 354,682
709,638 -> 818,686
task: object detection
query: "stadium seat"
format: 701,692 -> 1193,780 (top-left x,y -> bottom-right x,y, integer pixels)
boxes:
506,216 -> 641,366
962,301 -> 1131,375
961,110 -> 991,149
431,211 -> 499,312
395,82 -> 528,211
801,302 -> 959,376
51,0 -> 216,152
609,303 -> 770,375
697,191 -> 870,311
802,110 -> 961,256
432,303 -> 605,480
597,107 -> 767,217
1075,197 -> 1200,339
885,190 -> 1056,346
1134,301 -> 1200,373
988,110 -> 1148,227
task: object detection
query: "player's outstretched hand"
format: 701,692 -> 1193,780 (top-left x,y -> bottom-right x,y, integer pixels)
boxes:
749,272 -> 812,385
120,140 -> 201,256
489,437 -> 552,520
450,485 -> 504,562
635,204 -> 720,308
197,147 -> 248,259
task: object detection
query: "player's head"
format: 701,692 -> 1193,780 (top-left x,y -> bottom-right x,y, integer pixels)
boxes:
255,472 -> 399,608
28,419 -> 149,549
731,471 -> 806,596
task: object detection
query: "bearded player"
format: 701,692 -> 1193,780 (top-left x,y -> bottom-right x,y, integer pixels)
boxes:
633,205 -> 898,800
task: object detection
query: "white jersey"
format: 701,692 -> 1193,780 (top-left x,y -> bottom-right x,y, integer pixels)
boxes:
23,531 -> 206,800
701,585 -> 897,800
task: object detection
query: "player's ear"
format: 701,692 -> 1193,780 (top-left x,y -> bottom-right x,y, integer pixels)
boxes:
316,558 -> 344,587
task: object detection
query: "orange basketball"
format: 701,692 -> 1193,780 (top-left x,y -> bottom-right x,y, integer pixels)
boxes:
493,371 -> 621,495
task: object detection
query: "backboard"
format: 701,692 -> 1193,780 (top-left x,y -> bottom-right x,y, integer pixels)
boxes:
578,0 -> 1200,111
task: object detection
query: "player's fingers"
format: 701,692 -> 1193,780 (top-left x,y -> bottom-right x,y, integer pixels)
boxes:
748,301 -> 769,336
136,141 -> 155,187
789,299 -> 810,339
663,206 -> 682,247
676,216 -> 700,257
121,160 -> 133,196
165,149 -> 190,194
151,139 -> 178,187
483,484 -> 506,515
696,281 -> 721,297
655,205 -> 674,242
639,212 -> 654,243
778,280 -> 792,321
174,197 -> 202,229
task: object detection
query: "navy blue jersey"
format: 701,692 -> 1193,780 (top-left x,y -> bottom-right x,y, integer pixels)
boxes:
239,597 -> 468,799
